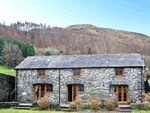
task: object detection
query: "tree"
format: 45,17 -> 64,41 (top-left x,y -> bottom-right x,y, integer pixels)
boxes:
0,36 -> 4,53
1,43 -> 24,67
45,51 -> 51,56
88,47 -> 92,54
6,38 -> 11,44
12,39 -> 19,45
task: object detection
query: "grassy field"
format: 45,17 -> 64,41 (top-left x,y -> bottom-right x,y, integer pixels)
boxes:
0,109 -> 66,113
132,110 -> 150,113
0,65 -> 16,76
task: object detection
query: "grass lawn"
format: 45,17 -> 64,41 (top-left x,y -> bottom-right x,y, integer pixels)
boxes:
0,108 -> 67,113
0,65 -> 16,76
132,109 -> 150,113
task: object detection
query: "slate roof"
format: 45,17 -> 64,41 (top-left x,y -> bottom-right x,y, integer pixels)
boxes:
15,54 -> 145,69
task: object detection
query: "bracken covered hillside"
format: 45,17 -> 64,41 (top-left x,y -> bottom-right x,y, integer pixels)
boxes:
0,22 -> 150,56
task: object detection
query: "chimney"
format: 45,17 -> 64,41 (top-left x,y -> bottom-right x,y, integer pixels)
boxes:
60,51 -> 63,56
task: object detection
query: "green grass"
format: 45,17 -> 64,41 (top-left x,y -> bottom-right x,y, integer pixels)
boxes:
132,109 -> 150,113
0,65 -> 16,76
0,108 -> 67,113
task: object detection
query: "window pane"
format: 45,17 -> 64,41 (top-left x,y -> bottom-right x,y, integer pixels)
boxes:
116,69 -> 119,75
78,85 -> 84,92
39,70 -> 41,75
73,85 -> 76,101
124,86 -> 127,101
47,84 -> 53,92
42,70 -> 45,75
74,70 -> 76,75
77,69 -> 80,75
120,69 -> 122,75
110,85 -> 116,92
119,86 -> 122,101
41,85 -> 45,97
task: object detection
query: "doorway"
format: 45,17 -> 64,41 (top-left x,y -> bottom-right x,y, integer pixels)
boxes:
67,84 -> 84,102
33,84 -> 45,101
116,85 -> 128,103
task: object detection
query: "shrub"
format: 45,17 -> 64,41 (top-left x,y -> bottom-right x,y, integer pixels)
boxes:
130,103 -> 150,110
48,102 -> 60,110
130,103 -> 138,109
105,98 -> 114,110
90,96 -> 101,110
37,95 -> 51,109
142,91 -> 150,103
81,103 -> 91,110
146,73 -> 150,78
75,96 -> 82,105
115,107 -> 120,112
32,101 -> 38,108
45,51 -> 51,56
69,103 -> 76,110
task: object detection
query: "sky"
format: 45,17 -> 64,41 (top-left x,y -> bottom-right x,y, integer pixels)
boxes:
0,0 -> 150,36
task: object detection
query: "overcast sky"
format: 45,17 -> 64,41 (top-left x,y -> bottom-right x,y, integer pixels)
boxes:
0,0 -> 150,36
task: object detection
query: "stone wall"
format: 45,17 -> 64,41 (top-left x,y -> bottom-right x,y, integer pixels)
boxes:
17,69 -> 59,103
0,73 -> 15,102
17,67 -> 144,104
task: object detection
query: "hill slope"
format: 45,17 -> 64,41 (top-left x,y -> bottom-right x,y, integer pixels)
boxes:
0,23 -> 150,56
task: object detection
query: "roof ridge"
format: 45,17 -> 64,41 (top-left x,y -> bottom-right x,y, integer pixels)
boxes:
27,53 -> 141,57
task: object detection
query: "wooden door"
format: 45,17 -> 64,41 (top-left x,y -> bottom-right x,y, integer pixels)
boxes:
33,84 -> 45,101
72,85 -> 78,102
117,85 -> 128,103
67,84 -> 79,102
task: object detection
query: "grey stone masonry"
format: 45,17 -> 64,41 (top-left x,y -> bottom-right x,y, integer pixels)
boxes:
17,67 -> 144,104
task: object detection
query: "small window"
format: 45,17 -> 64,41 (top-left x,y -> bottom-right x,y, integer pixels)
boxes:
110,85 -> 116,93
73,69 -> 81,77
78,85 -> 84,92
115,68 -> 123,76
38,70 -> 45,77
46,84 -> 53,93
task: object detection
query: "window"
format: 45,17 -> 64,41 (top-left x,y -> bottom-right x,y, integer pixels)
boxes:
115,68 -> 123,76
45,84 -> 53,93
73,69 -> 81,77
78,85 -> 84,92
38,70 -> 45,77
110,85 -> 116,93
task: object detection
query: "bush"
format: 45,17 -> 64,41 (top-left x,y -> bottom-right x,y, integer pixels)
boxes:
69,103 -> 76,110
81,103 -> 91,110
48,102 -> 60,110
115,107 -> 120,112
142,91 -> 150,102
45,51 -> 51,56
105,98 -> 114,110
130,103 -> 138,109
32,101 -> 38,108
37,95 -> 51,109
75,96 -> 82,105
74,96 -> 83,111
146,73 -> 150,77
90,96 -> 101,110
0,59 -> 4,65
130,103 -> 150,110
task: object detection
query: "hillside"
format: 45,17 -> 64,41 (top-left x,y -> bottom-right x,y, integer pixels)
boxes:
0,22 -> 150,56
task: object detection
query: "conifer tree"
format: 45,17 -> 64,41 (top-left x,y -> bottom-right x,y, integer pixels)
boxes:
0,36 -> 4,53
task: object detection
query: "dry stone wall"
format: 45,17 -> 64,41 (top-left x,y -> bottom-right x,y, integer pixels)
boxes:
0,73 -> 15,102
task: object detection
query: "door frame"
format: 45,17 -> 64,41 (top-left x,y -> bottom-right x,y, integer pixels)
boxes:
67,84 -> 81,102
116,85 -> 128,103
33,84 -> 47,101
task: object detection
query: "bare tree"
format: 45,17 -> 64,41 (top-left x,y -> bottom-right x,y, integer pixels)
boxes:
1,43 -> 24,67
